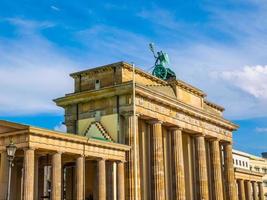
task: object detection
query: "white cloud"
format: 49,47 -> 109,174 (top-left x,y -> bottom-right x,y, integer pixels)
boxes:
220,66 -> 267,99
76,25 -> 152,66
134,1 -> 267,120
256,127 -> 267,133
0,18 -> 78,116
54,123 -> 67,132
51,6 -> 60,12
2,0 -> 267,121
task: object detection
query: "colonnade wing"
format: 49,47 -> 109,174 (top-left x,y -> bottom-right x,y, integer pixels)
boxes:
0,120 -> 129,200
0,120 -> 129,161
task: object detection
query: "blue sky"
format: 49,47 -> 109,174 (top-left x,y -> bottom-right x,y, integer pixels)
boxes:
0,0 -> 267,155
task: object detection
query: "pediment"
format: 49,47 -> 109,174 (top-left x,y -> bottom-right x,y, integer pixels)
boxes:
83,121 -> 114,142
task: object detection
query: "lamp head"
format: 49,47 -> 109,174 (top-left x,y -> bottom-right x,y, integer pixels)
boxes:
6,142 -> 17,161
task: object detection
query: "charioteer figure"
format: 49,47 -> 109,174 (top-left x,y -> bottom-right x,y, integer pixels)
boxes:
149,43 -> 176,81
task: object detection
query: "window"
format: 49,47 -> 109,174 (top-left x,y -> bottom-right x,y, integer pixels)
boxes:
262,168 -> 267,174
255,166 -> 260,172
95,79 -> 101,90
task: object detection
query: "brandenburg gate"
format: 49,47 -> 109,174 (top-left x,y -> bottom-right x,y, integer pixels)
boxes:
0,61 -> 255,200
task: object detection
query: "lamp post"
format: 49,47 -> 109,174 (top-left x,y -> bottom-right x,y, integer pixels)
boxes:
6,142 -> 17,200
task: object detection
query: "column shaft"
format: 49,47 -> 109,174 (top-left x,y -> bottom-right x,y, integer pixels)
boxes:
76,156 -> 85,200
98,159 -> 106,200
195,135 -> 209,200
23,148 -> 35,200
0,152 -> 8,200
151,121 -> 166,200
52,152 -> 62,200
252,182 -> 258,200
258,182 -> 264,200
172,128 -> 186,200
245,181 -> 252,200
118,161 -> 125,200
224,143 -> 238,200
34,156 -> 39,200
125,114 -> 141,200
237,179 -> 245,200
211,140 -> 224,200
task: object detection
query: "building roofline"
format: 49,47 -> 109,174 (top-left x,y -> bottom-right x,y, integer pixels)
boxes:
69,61 -> 207,97
204,99 -> 225,112
233,149 -> 267,161
0,120 -> 130,151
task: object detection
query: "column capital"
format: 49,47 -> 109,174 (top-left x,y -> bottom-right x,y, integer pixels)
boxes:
209,137 -> 221,142
222,140 -> 233,145
97,157 -> 106,162
116,160 -> 126,164
53,151 -> 63,155
169,126 -> 183,131
121,111 -> 140,117
195,133 -> 206,138
23,147 -> 36,151
148,119 -> 163,125
75,154 -> 85,158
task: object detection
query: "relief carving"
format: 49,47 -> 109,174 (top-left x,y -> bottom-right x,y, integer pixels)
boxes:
136,96 -> 231,137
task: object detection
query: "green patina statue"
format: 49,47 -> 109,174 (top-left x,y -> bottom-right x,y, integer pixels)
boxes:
149,43 -> 176,80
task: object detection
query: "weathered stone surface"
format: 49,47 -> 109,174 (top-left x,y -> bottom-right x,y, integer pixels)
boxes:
195,135 -> 209,200
151,121 -> 166,200
171,128 -> 186,200
211,140 -> 224,200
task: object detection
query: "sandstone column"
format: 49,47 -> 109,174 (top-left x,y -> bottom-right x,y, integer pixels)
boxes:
237,179 -> 245,200
195,135 -> 209,200
34,156 -> 39,200
151,120 -> 166,200
0,152 -> 8,200
171,127 -> 186,200
52,152 -> 62,200
76,156 -> 85,200
23,148 -> 35,200
244,181 -> 252,200
258,182 -> 264,200
210,139 -> 224,200
118,161 -> 125,200
224,143 -> 238,200
98,159 -> 106,200
252,181 -> 258,200
124,113 -> 141,200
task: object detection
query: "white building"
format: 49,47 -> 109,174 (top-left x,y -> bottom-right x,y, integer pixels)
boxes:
233,149 -> 267,199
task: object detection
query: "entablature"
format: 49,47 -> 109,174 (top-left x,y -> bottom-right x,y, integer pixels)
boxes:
135,84 -> 238,132
0,121 -> 130,161
235,168 -> 264,182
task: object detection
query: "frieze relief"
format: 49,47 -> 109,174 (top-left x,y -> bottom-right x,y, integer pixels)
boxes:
136,96 -> 231,137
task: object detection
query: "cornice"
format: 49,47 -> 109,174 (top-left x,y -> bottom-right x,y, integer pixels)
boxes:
168,79 -> 206,97
54,82 -> 238,131
135,84 -> 238,131
69,61 -> 206,98
204,99 -> 225,112
54,82 -> 132,106
234,168 -> 264,177
70,62 -> 123,78
29,126 -> 130,151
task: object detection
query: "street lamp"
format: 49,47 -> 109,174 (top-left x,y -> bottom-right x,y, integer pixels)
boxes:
6,142 -> 17,200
